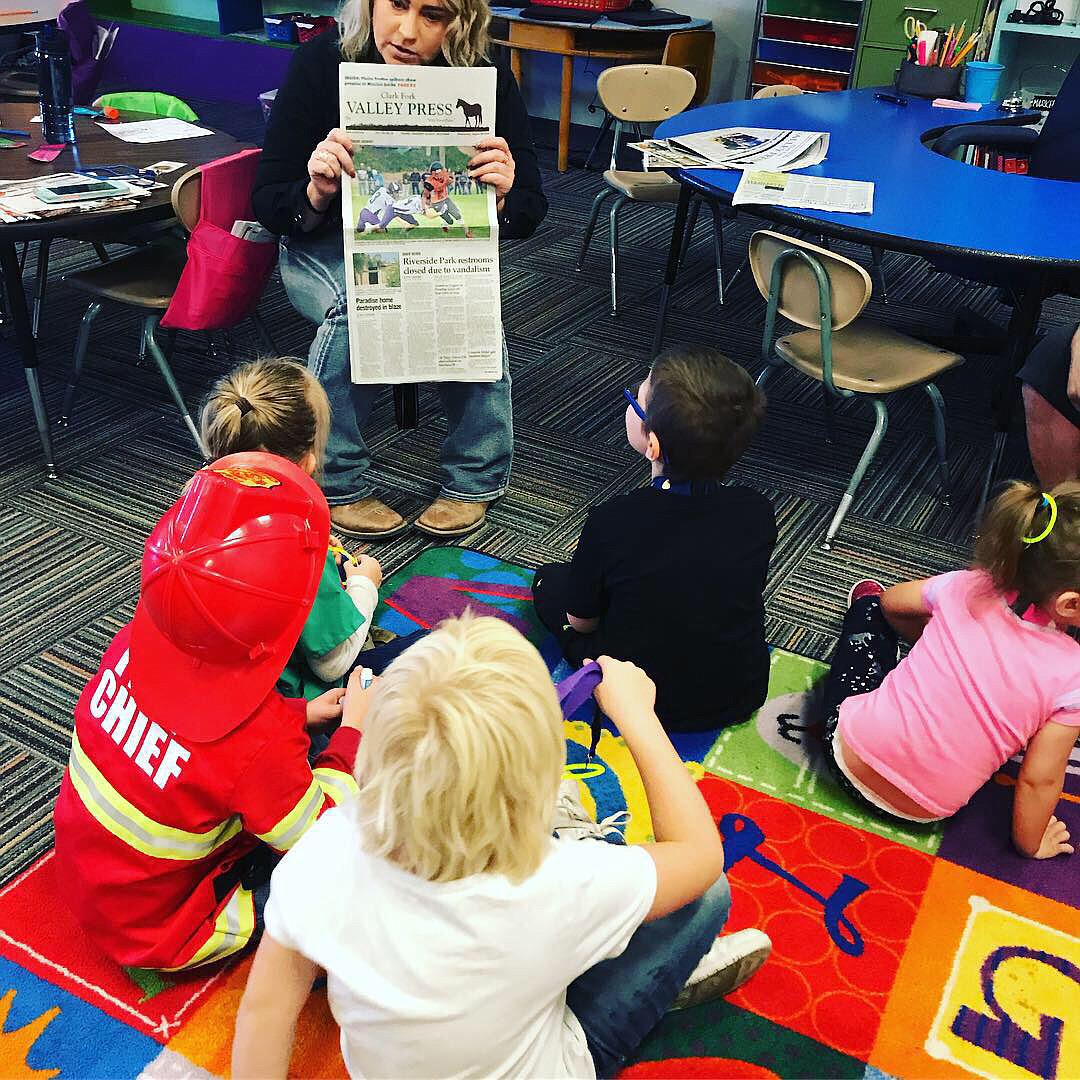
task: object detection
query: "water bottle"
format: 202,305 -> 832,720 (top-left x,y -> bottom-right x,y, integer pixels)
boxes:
37,25 -> 75,145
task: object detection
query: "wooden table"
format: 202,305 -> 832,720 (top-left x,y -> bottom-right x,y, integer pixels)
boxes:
0,101 -> 246,476
489,7 -> 711,171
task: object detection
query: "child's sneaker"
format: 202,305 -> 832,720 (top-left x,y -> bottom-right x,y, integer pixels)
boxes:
552,779 -> 629,843
847,579 -> 884,608
670,929 -> 772,1011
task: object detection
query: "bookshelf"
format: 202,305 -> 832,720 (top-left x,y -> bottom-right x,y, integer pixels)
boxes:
988,0 -> 1080,103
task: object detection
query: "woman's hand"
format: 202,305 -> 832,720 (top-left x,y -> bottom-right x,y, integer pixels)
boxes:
469,136 -> 515,211
306,127 -> 356,213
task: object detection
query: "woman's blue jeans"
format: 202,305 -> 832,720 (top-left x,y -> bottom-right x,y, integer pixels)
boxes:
567,875 -> 731,1078
279,230 -> 513,506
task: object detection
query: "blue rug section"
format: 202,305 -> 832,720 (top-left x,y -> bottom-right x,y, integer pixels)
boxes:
0,955 -> 160,1077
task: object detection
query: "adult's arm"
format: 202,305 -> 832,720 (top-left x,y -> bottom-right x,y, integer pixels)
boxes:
494,61 -> 547,240
253,36 -> 339,237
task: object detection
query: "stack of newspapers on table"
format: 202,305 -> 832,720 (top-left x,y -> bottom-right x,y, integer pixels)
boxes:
632,127 -> 875,215
631,128 -> 829,172
0,174 -> 156,223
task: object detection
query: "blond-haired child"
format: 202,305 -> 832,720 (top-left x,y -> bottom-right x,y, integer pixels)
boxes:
233,616 -> 769,1078
827,480 -> 1080,858
201,357 -> 419,698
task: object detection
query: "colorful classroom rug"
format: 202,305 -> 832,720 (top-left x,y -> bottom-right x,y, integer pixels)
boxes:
1,547 -> 1076,1079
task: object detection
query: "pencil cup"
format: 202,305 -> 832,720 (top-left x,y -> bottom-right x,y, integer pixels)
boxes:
894,60 -> 962,99
963,61 -> 1004,104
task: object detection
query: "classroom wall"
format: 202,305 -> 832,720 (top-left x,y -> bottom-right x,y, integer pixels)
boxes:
514,0 -> 758,127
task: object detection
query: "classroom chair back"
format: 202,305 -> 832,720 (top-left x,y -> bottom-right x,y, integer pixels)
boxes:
596,64 -> 697,124
661,30 -> 716,108
1029,54 -> 1080,181
749,230 -> 870,332
753,83 -> 804,99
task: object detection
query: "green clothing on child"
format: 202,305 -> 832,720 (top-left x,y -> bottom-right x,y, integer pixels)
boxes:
279,552 -> 366,700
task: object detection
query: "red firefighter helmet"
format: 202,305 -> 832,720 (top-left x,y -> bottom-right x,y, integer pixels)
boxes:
128,452 -> 330,741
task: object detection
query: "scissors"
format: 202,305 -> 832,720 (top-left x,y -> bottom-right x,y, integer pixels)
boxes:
903,15 -> 927,38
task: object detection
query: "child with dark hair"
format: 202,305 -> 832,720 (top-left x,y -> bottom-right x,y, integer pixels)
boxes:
825,481 -> 1080,858
533,347 -> 774,732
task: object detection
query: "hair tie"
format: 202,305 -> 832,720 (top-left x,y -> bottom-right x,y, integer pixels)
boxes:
235,396 -> 254,418
1022,493 -> 1058,545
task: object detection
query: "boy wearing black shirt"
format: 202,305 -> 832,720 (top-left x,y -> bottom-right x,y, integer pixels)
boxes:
533,348 -> 775,732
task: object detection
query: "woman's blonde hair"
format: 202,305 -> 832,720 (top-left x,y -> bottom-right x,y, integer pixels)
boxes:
974,479 -> 1080,604
353,613 -> 565,884
200,357 -> 331,469
338,0 -> 490,67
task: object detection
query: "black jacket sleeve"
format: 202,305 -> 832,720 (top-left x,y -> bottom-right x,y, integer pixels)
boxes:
253,36 -> 340,237
493,61 -> 547,241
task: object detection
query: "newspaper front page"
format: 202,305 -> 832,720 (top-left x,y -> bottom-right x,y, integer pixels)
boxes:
340,63 -> 501,384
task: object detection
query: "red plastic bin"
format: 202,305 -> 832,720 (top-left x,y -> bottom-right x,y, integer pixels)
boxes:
295,15 -> 337,41
761,15 -> 857,47
751,61 -> 848,92
530,0 -> 632,11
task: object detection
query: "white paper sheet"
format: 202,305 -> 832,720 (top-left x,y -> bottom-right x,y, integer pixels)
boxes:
96,118 -> 214,143
732,170 -> 874,214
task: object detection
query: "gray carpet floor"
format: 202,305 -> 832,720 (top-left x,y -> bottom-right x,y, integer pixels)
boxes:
0,102 -> 1077,884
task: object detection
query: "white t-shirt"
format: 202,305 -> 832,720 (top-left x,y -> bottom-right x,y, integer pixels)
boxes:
264,805 -> 657,1079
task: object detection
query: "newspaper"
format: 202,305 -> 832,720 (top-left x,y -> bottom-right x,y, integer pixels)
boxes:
732,170 -> 874,215
0,172 -> 156,222
631,128 -> 829,173
340,63 -> 501,384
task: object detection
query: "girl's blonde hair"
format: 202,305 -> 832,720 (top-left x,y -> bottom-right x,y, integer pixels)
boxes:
353,613 -> 565,884
974,479 -> 1080,604
200,357 -> 331,469
338,0 -> 490,68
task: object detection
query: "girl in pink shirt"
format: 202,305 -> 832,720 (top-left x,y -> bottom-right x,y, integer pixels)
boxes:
822,480 -> 1080,860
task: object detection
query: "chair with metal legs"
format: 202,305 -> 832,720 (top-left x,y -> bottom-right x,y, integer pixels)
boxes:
576,64 -> 730,315
60,155 -> 276,458
750,230 -> 962,550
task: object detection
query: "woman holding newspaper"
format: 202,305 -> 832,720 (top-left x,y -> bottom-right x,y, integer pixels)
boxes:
253,0 -> 547,539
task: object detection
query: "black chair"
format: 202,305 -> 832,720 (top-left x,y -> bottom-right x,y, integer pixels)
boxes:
929,55 -> 1080,516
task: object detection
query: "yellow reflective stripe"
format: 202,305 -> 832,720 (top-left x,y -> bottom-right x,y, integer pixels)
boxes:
68,732 -> 242,861
255,778 -> 324,851
166,886 -> 256,971
313,767 -> 359,806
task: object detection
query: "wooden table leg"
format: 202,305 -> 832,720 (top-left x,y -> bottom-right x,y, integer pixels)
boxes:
0,239 -> 58,478
559,53 -> 574,172
510,46 -> 522,86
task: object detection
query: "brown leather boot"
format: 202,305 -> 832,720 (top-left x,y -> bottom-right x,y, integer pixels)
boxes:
330,497 -> 408,539
415,497 -> 489,538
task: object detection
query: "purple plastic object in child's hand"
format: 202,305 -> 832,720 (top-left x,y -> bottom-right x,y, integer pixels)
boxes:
555,661 -> 603,761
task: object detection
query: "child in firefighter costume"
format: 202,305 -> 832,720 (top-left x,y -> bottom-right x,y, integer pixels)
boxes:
54,452 -> 366,971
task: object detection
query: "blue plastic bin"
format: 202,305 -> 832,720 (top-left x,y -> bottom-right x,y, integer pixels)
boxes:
264,12 -> 303,42
964,61 -> 1004,104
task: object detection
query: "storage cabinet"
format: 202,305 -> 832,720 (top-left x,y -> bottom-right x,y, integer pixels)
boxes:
855,0 -> 985,86
747,0 -> 864,95
855,42 -> 906,85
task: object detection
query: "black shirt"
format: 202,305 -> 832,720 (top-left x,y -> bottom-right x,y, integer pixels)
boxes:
252,30 -> 547,240
567,484 -> 777,731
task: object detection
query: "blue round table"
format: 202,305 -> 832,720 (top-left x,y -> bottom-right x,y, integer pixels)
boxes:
653,87 -> 1079,503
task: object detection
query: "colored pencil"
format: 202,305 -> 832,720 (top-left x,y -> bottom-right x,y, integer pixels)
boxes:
951,32 -> 979,67
938,24 -> 954,66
